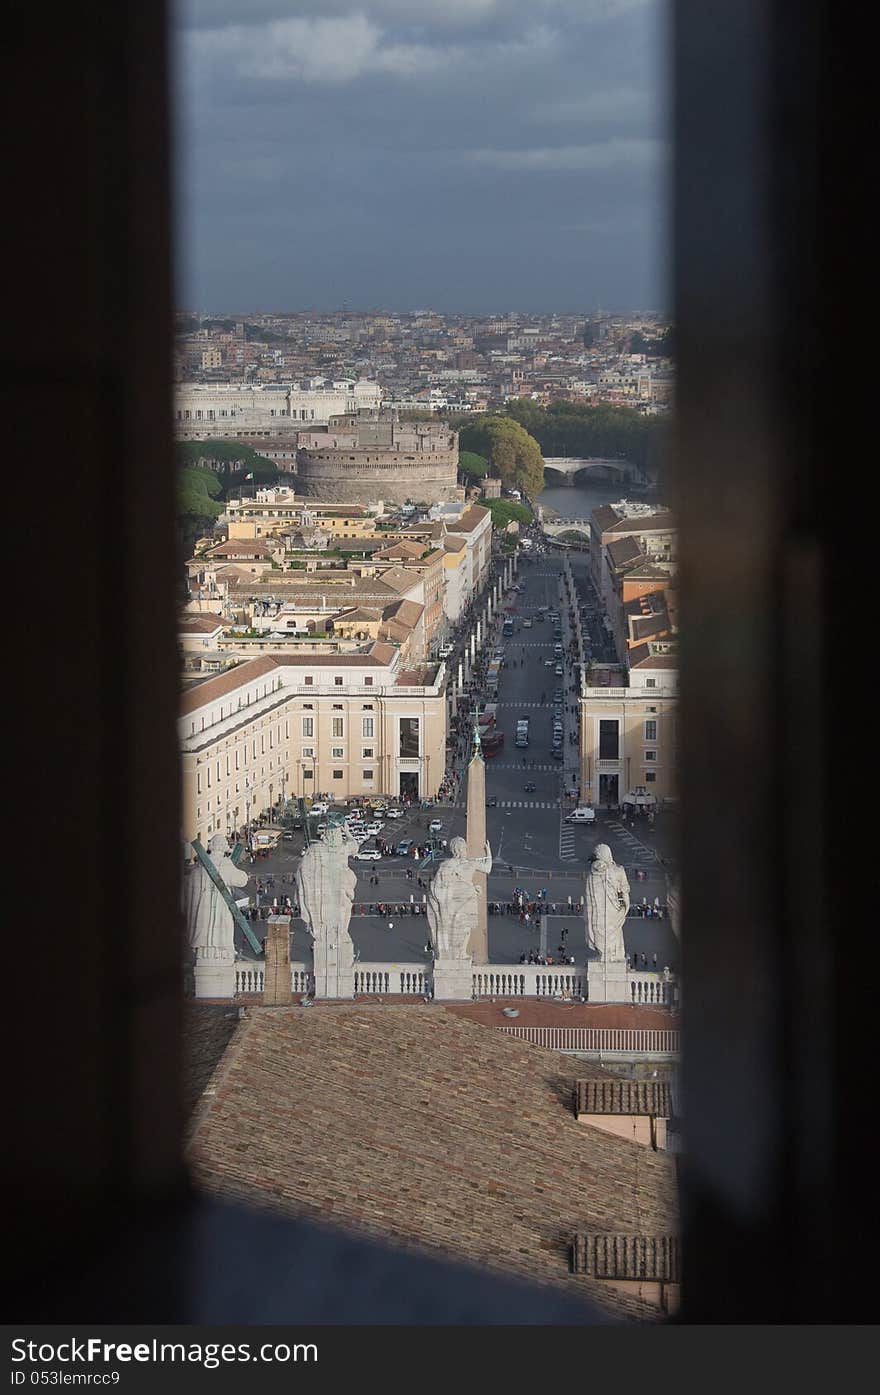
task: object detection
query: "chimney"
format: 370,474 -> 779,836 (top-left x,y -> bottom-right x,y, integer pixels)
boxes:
262,915 -> 292,1006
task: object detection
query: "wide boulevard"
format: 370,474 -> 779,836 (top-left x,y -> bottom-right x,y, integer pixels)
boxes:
239,547 -> 678,974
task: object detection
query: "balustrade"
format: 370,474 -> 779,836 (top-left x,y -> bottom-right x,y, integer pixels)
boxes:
353,963 -> 428,996
628,972 -> 677,1006
472,966 -> 586,1000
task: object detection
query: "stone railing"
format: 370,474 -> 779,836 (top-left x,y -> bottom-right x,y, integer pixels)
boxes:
234,962 -> 264,995
472,966 -> 586,1000
231,959 -> 677,1006
291,963 -> 315,995
629,972 -> 678,1007
234,961 -> 314,996
353,963 -> 429,996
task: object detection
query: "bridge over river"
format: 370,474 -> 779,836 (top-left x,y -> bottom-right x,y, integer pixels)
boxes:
542,456 -> 650,487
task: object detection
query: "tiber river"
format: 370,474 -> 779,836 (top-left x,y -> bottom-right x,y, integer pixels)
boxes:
536,476 -> 652,522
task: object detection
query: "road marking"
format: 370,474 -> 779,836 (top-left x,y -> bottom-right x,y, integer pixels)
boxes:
605,821 -> 660,864
498,800 -> 560,809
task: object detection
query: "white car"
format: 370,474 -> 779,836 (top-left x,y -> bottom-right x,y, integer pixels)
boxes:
429,819 -> 443,834
365,822 -> 384,836
565,807 -> 596,824
438,644 -> 454,658
384,807 -> 404,819
355,846 -> 383,860
309,802 -> 328,817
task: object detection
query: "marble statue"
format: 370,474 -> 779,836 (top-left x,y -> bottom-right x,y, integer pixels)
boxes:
584,843 -> 630,962
295,819 -> 360,960
183,833 -> 249,958
426,835 -> 493,960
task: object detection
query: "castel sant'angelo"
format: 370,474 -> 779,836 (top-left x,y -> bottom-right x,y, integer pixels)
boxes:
293,408 -> 463,505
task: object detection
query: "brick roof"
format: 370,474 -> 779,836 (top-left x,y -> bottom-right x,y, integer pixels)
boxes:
377,566 -> 421,593
572,1233 -> 681,1282
179,643 -> 402,715
206,538 -> 276,558
606,510 -> 675,535
574,1080 -> 673,1118
628,644 -> 677,670
178,614 -> 225,634
180,657 -> 278,715
592,504 -> 622,532
607,536 -> 645,571
187,1005 -> 677,1319
450,503 -> 489,533
384,598 -> 424,628
182,1003 -> 241,1123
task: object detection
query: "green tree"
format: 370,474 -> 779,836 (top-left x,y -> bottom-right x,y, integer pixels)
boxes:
485,498 -> 533,530
458,450 -> 489,480
503,399 -> 668,484
458,416 -> 544,497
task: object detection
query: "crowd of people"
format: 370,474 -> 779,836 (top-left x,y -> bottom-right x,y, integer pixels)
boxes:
518,949 -> 577,966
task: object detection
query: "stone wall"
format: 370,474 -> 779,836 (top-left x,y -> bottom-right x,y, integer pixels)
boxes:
294,449 -> 462,504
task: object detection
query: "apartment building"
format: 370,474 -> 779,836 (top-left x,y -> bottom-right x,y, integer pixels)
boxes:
589,502 -> 676,616
428,501 -> 492,606
179,645 -> 447,844
579,652 -> 677,808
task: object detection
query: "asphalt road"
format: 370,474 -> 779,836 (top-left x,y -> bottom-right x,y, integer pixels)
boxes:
235,549 -> 679,972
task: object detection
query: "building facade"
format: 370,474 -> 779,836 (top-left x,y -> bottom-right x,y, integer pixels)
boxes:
579,656 -> 677,808
174,380 -> 382,439
179,645 -> 447,843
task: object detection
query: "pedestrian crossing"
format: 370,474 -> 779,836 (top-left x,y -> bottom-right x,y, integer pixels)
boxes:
493,702 -> 552,709
606,820 -> 660,866
559,820 -> 576,861
488,761 -> 562,771
496,799 -> 560,810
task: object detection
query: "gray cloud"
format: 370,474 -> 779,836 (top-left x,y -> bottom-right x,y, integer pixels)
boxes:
172,0 -> 668,312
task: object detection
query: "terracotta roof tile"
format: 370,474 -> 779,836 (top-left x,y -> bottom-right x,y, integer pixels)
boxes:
179,657 -> 278,715
187,1005 -> 677,1319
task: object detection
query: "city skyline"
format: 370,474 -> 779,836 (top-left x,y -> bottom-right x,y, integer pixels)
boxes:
173,0 -> 668,314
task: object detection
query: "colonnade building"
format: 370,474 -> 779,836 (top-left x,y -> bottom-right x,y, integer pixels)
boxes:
180,643 -> 447,845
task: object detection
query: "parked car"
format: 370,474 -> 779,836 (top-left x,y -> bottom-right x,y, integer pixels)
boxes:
309,802 -> 328,817
428,819 -> 443,834
385,807 -> 404,819
355,844 -> 383,861
544,658 -> 555,667
565,806 -> 596,824
438,643 -> 454,658
365,821 -> 384,836
522,618 -> 532,628
486,796 -> 498,807
396,840 -> 414,856
282,830 -> 295,841
524,782 -> 536,792
552,748 -> 564,760
555,664 -> 564,676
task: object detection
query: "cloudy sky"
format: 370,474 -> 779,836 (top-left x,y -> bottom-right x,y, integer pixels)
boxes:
172,1 -> 668,315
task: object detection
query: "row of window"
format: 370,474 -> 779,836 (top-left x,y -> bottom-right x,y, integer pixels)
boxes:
300,716 -> 375,738
176,408 -> 318,421
195,716 -> 420,792
597,719 -> 664,761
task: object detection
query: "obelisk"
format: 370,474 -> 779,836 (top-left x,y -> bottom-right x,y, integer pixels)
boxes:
465,707 -> 488,961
